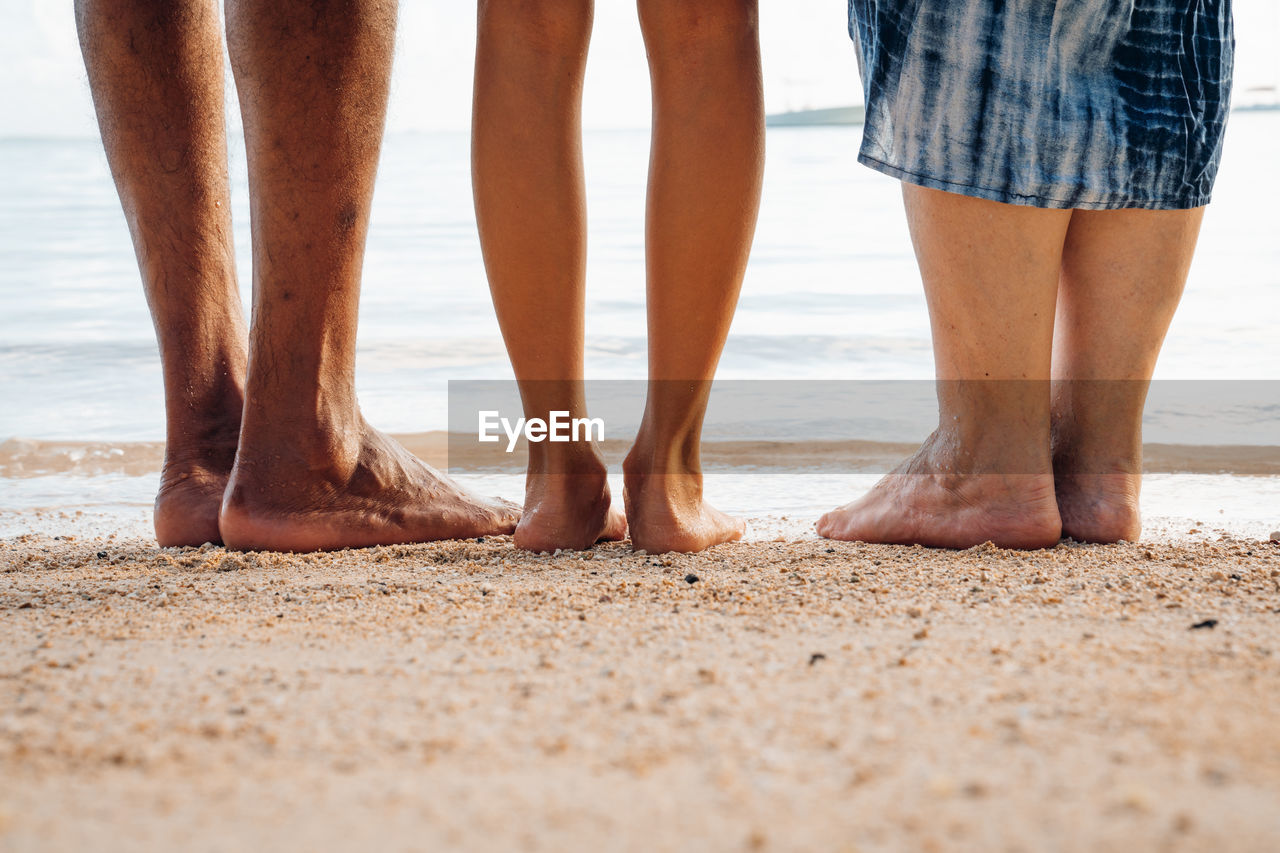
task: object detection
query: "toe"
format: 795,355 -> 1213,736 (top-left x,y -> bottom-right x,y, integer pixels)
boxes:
815,513 -> 832,538
600,510 -> 629,542
816,510 -> 849,540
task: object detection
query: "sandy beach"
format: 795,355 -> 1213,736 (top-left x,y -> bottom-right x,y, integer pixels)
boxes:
2,6 -> 1278,847
2,528 -> 1278,851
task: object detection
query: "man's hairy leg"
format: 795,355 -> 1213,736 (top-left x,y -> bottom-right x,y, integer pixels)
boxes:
219,0 -> 517,552
75,0 -> 247,547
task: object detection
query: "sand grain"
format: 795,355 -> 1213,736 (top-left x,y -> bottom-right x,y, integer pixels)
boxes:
2,533 -> 1279,850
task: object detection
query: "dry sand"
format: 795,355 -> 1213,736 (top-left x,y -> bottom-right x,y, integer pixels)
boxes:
2,531 -> 1279,852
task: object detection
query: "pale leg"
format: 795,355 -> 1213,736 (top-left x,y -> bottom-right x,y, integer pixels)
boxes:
818,185 -> 1068,549
1051,207 -> 1205,542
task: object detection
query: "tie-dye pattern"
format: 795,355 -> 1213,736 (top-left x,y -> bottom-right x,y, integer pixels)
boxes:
848,0 -> 1234,209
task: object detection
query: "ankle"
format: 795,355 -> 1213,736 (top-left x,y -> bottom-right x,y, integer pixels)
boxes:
1051,427 -> 1142,476
926,423 -> 1051,476
622,453 -> 701,485
623,453 -> 705,512
1054,453 -> 1143,479
526,442 -> 609,479
625,428 -> 702,478
235,405 -> 363,477
163,386 -> 243,468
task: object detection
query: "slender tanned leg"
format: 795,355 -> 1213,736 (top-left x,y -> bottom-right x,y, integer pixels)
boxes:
473,0 -> 627,552
1050,207 -> 1205,543
218,0 -> 518,552
75,0 -> 247,547
623,0 -> 765,554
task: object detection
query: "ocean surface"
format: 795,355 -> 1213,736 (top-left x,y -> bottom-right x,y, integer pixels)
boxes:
2,114 -> 1278,540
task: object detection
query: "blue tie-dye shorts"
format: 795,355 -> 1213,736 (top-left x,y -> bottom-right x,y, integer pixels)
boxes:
848,0 -> 1234,209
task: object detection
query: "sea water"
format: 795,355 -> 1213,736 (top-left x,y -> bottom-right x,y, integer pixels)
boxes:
2,114 -> 1278,539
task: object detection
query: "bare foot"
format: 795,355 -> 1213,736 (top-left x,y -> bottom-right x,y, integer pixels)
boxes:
816,434 -> 1062,550
1053,468 -> 1142,543
515,465 -> 628,553
1050,405 -> 1144,543
154,416 -> 241,548
622,453 -> 744,554
155,461 -> 234,548
219,420 -> 519,552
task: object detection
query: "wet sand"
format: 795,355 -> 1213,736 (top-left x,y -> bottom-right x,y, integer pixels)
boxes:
2,531 -> 1279,851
